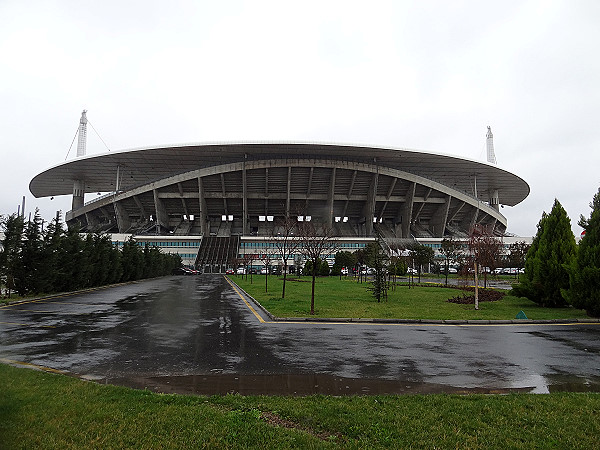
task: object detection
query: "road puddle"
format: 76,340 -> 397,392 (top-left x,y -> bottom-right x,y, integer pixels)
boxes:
103,373 -> 537,396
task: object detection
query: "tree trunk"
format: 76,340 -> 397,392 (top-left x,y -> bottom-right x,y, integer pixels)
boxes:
445,260 -> 449,286
474,261 -> 479,310
310,262 -> 317,315
282,261 -> 287,299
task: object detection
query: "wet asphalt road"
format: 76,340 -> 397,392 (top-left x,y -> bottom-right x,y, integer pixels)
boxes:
1,275 -> 599,395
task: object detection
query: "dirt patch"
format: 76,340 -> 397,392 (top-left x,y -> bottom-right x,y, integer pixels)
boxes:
284,277 -> 311,283
260,411 -> 344,442
447,288 -> 505,304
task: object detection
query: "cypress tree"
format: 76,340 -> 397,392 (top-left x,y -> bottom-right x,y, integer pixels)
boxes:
565,187 -> 600,316
365,235 -> 389,302
107,243 -> 123,284
0,214 -> 25,297
515,199 -> 576,307
58,226 -> 88,291
40,212 -> 65,292
17,210 -> 45,295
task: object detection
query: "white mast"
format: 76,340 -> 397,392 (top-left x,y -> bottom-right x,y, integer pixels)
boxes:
486,126 -> 500,211
486,126 -> 497,164
72,110 -> 87,210
76,110 -> 88,157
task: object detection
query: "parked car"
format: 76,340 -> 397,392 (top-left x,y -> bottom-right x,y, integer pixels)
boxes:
173,267 -> 199,275
236,267 -> 246,275
225,268 -> 234,275
260,268 -> 268,274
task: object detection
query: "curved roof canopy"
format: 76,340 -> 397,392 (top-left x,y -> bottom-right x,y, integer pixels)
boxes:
30,141 -> 529,207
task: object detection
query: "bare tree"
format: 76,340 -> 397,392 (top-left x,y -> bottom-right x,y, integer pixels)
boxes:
440,237 -> 460,286
410,243 -> 434,283
230,257 -> 242,276
259,241 -> 275,293
297,221 -> 339,315
241,252 -> 257,283
387,243 -> 408,291
272,216 -> 302,299
354,248 -> 366,283
508,241 -> 530,282
468,224 -> 502,309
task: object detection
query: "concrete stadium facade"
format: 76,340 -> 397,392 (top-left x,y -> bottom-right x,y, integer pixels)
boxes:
29,141 -> 529,269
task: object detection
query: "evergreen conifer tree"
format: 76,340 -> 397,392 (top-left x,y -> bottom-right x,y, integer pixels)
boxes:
565,187 -> 600,316
40,212 -> 65,292
0,214 -> 25,297
515,199 -> 576,307
365,234 -> 390,302
17,210 -> 45,295
58,226 -> 88,291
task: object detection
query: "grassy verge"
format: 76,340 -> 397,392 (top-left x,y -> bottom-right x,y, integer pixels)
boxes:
231,275 -> 590,320
0,289 -> 49,305
1,364 -> 599,449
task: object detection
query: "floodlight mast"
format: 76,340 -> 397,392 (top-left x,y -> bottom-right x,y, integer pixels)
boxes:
72,110 -> 88,210
486,126 -> 500,211
486,126 -> 497,165
76,110 -> 88,157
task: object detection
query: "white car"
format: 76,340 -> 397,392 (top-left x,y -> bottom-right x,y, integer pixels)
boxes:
236,267 -> 246,274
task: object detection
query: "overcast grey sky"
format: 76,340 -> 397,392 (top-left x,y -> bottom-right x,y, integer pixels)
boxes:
1,0 -> 599,237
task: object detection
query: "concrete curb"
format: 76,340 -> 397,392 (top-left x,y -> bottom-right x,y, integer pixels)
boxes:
226,278 -> 600,325
0,279 -> 148,308
229,282 -> 277,321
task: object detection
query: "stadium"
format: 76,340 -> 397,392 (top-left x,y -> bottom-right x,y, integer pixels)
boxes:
29,114 -> 529,271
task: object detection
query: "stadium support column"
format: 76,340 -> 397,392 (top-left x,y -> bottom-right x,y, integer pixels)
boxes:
85,212 -> 99,230
364,172 -> 378,236
153,189 -> 169,234
133,195 -> 147,221
430,195 -> 450,238
197,176 -> 208,235
243,161 -> 248,234
286,166 -> 291,218
114,201 -> 131,233
72,180 -> 85,210
401,182 -> 416,238
489,189 -> 500,212
461,205 -> 479,231
326,167 -> 336,227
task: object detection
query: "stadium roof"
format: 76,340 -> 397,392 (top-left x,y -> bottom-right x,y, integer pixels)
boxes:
30,141 -> 529,207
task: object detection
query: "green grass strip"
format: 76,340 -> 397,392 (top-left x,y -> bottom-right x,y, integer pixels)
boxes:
1,364 -> 599,449
232,275 -> 589,320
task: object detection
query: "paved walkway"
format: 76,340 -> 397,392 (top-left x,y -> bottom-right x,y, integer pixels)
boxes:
1,275 -> 599,395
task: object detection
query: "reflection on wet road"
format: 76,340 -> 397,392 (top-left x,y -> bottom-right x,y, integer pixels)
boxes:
1,275 -> 599,395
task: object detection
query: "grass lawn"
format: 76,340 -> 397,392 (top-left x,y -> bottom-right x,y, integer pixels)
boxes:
231,275 -> 590,320
1,363 -> 599,449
